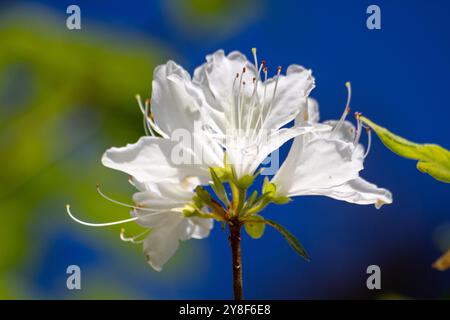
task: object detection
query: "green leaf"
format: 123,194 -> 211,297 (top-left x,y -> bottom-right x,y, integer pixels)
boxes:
244,215 -> 265,239
209,167 -> 229,205
262,177 -> 276,196
246,190 -> 259,208
360,116 -> 450,183
265,219 -> 310,261
194,186 -> 211,203
210,166 -> 230,181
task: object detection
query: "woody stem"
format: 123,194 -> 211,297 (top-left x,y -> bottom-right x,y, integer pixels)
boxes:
228,220 -> 243,300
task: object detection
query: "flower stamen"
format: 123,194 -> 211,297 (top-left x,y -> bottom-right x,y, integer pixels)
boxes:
136,95 -> 169,138
363,127 -> 372,159
332,82 -> 352,135
354,112 -> 363,145
259,66 -> 282,132
66,204 -> 138,227
120,228 -> 149,244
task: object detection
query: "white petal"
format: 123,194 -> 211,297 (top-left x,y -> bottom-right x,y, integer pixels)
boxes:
151,61 -> 225,169
102,136 -> 210,184
323,120 -> 364,158
189,217 -> 214,239
143,222 -> 181,272
132,180 -> 194,213
229,122 -> 330,177
272,137 -> 363,196
134,210 -> 180,229
300,178 -> 393,209
259,65 -> 315,131
193,50 -> 257,134
296,97 -> 320,123
193,50 -> 256,109
152,61 -> 204,134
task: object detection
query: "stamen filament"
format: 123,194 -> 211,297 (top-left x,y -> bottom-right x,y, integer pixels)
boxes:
136,95 -> 169,138
363,127 -> 372,159
253,66 -> 269,137
237,68 -> 245,131
66,204 -> 138,227
259,66 -> 282,133
120,228 -> 149,244
354,112 -> 362,145
332,82 -> 352,135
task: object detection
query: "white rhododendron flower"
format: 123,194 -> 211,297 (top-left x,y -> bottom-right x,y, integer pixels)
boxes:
67,49 -> 393,279
272,93 -> 393,208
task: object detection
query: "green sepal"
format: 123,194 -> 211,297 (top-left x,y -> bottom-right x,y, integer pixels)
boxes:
272,195 -> 291,205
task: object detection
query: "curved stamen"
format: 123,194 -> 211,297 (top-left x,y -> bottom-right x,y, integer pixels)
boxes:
332,82 -> 352,135
66,204 -> 138,227
237,67 -> 246,131
251,48 -> 258,80
96,184 -> 164,213
144,100 -> 170,139
120,228 -> 149,244
143,99 -> 155,136
136,95 -> 169,138
363,127 -> 372,159
136,94 -> 147,115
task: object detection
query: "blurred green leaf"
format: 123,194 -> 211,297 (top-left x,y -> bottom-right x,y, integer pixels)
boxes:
0,9 -> 171,298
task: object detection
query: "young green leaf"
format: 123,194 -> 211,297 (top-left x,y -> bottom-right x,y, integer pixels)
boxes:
209,167 -> 229,205
194,186 -> 211,203
360,116 -> 450,183
262,177 -> 276,196
237,174 -> 255,189
244,215 -> 266,239
265,219 -> 310,261
246,190 -> 259,208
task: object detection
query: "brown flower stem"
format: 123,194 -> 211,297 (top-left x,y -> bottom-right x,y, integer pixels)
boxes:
229,221 -> 243,300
